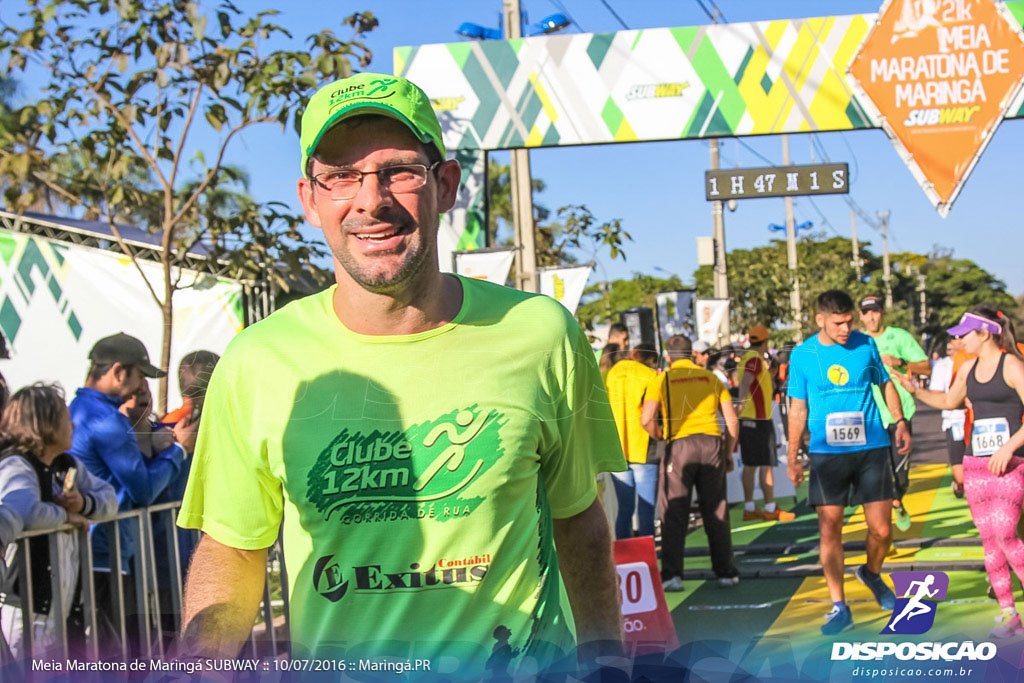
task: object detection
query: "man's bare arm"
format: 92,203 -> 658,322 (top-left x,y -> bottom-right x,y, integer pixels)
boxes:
720,397 -> 739,456
552,498 -> 624,658
640,400 -> 662,440
786,398 -> 808,486
883,380 -> 913,456
179,534 -> 268,657
907,359 -> 932,377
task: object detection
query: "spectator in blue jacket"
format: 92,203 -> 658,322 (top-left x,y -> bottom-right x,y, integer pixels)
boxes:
68,333 -> 196,655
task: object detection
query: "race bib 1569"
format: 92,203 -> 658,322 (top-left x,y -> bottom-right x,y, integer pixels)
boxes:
826,411 -> 867,448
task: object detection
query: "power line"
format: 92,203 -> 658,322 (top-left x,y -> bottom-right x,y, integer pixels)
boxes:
802,196 -> 842,238
693,0 -> 717,22
735,137 -> 775,166
598,0 -> 630,30
693,0 -> 727,23
808,132 -> 881,232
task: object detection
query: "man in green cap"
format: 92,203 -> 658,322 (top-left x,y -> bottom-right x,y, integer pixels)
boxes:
177,73 -> 627,677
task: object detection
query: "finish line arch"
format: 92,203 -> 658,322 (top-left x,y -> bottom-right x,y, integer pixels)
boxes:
394,1 -> 1024,270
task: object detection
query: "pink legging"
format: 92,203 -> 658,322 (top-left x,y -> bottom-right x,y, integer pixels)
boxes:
964,455 -> 1024,609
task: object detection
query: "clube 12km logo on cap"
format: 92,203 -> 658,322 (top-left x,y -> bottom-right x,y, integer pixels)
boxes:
832,571 -> 997,663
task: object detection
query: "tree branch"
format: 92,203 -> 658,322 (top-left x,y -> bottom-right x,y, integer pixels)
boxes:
104,212 -> 162,306
169,117 -> 275,228
84,84 -> 171,190
169,84 -> 203,192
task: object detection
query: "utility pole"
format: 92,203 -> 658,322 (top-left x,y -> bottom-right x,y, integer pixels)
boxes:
782,134 -> 802,340
850,210 -> 863,281
917,269 -> 927,326
504,0 -> 538,292
709,138 -> 730,342
878,210 -> 893,309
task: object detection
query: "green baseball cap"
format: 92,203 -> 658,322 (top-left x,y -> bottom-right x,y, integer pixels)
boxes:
300,73 -> 446,176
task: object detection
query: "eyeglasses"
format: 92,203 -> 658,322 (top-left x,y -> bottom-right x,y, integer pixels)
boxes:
310,162 -> 440,200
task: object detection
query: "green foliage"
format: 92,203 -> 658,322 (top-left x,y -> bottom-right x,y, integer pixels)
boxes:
0,1 -> 376,408
576,273 -> 683,331
692,235 -> 1015,347
485,161 -> 631,277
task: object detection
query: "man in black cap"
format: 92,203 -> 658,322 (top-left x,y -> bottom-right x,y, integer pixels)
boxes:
69,332 -> 196,652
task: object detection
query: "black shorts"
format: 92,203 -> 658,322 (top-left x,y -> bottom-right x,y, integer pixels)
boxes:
739,419 -> 776,467
808,447 -> 896,508
946,427 -> 966,467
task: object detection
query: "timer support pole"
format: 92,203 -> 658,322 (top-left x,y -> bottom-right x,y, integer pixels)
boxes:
710,138 -> 730,342
783,134 -> 802,341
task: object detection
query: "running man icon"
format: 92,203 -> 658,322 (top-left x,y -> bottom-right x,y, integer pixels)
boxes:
887,575 -> 939,631
883,571 -> 950,635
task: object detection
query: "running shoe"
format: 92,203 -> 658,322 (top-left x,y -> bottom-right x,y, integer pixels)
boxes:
763,508 -> 797,522
821,605 -> 853,635
718,576 -> 740,588
893,503 -> 912,532
742,509 -> 767,521
856,565 -> 896,611
991,609 -> 1024,638
662,576 -> 684,592
951,481 -> 965,499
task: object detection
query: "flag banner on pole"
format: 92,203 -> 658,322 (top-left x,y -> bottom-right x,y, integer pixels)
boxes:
539,266 -> 592,315
695,298 -> 730,345
453,248 -> 516,285
655,290 -> 695,345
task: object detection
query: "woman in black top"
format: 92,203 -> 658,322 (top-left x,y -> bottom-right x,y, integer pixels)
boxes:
899,305 -> 1024,638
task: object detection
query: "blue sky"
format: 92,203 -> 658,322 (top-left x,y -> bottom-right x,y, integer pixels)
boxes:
6,1 -> 1024,293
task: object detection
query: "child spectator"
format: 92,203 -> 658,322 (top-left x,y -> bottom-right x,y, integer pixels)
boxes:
0,384 -> 116,659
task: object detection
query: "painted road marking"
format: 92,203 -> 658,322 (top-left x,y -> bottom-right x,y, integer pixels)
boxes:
688,603 -> 774,611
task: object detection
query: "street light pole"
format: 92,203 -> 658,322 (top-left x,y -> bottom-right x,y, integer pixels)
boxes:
504,0 -> 538,292
709,138 -> 730,342
782,134 -> 802,340
878,210 -> 893,309
850,209 -> 864,280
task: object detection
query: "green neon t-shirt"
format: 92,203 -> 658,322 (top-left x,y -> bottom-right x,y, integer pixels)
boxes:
869,326 -> 927,425
178,275 -> 626,676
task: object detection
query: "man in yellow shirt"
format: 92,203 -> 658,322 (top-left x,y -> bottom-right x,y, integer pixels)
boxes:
641,335 -> 740,591
605,344 -> 660,539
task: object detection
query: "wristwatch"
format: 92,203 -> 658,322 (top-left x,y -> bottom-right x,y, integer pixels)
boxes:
895,417 -> 908,427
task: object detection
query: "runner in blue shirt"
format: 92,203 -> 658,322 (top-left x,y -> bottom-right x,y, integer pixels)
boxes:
786,290 -> 912,635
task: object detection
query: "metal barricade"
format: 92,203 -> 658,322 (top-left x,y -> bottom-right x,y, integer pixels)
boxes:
1,502 -> 290,665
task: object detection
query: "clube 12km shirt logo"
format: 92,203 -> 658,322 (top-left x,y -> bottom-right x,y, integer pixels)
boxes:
306,405 -> 507,525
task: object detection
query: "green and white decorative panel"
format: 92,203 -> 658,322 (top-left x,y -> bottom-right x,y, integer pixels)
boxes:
0,229 -> 244,406
397,4 -> 1024,248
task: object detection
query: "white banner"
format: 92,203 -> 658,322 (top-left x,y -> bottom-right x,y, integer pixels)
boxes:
539,266 -> 592,315
655,290 -> 694,344
0,230 -> 243,410
695,298 -> 729,346
453,248 -> 516,285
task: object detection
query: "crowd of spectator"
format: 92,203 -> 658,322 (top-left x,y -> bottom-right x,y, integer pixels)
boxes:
0,332 -> 218,664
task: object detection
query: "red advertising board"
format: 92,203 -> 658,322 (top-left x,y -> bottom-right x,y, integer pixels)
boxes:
614,536 -> 679,655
